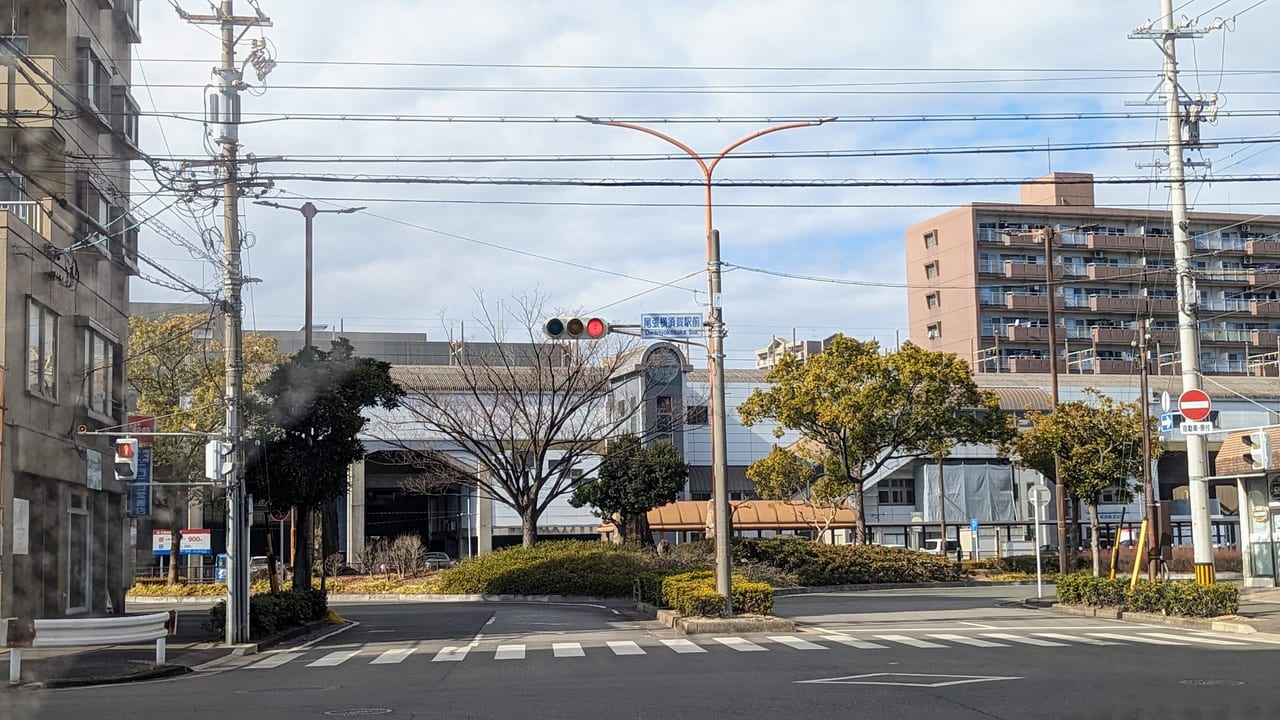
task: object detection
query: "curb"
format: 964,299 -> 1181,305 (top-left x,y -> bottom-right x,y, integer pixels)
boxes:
652,607 -> 796,635
127,593 -> 623,605
773,579 -> 1052,596
1041,603 -> 1261,634
37,664 -> 193,690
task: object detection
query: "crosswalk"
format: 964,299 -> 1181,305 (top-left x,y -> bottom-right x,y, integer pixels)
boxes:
241,629 -> 1273,671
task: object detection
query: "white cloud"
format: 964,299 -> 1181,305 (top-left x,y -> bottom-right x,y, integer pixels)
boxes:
130,0 -> 1280,367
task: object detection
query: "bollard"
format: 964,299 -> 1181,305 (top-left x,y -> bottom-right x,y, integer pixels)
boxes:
9,648 -> 20,685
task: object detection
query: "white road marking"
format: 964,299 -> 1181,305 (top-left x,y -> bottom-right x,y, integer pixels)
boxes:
1087,633 -> 1186,646
297,621 -> 360,649
494,644 -> 526,660
306,650 -> 360,667
1032,633 -> 1120,646
553,642 -> 586,657
958,621 -> 998,629
607,641 -> 646,655
432,645 -> 473,662
981,633 -> 1068,647
821,634 -> 888,649
768,635 -> 827,650
874,635 -> 947,648
927,634 -> 1008,647
247,652 -> 302,669
1140,632 -> 1245,646
715,637 -> 768,652
369,647 -> 415,664
661,639 -> 707,654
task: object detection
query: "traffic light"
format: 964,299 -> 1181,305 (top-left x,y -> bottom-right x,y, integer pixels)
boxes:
543,316 -> 610,340
114,438 -> 139,481
1243,430 -> 1271,471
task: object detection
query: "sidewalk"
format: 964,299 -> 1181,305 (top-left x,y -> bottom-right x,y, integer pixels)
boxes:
1034,584 -> 1280,636
1235,587 -> 1280,634
2,607 -> 228,689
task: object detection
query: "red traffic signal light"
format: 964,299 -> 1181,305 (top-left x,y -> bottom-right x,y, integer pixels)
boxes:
115,438 -> 136,459
544,316 -> 610,340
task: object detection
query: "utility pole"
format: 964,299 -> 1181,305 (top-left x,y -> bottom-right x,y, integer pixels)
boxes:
180,0 -> 272,645
1043,227 -> 1069,576
1133,320 -> 1158,580
1131,0 -> 1221,585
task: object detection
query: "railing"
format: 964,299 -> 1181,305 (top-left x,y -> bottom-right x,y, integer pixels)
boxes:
1064,295 -> 1090,308
1200,329 -> 1253,343
6,611 -> 177,684
0,200 -> 46,236
1194,233 -> 1248,252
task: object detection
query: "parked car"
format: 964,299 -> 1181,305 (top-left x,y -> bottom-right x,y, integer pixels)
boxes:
923,539 -> 960,556
422,552 -> 458,570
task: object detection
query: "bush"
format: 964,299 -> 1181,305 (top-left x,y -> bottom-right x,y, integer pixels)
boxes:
659,570 -> 774,617
1056,575 -> 1239,618
128,581 -> 229,597
736,537 -> 967,586
437,541 -> 659,597
204,588 -> 329,640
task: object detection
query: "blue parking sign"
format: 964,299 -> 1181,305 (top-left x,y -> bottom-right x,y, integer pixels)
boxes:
970,518 -> 979,533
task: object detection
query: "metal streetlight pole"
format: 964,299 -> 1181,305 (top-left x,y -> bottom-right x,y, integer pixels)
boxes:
578,116 -> 836,615
254,200 -> 365,350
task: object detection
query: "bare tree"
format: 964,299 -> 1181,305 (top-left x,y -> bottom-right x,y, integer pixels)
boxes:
370,292 -> 644,547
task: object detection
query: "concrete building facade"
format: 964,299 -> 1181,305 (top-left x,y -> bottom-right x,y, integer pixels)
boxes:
906,172 -> 1280,376
0,1 -> 141,619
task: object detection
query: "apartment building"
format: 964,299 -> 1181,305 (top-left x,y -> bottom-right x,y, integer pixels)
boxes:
906,172 -> 1280,376
0,2 -> 141,619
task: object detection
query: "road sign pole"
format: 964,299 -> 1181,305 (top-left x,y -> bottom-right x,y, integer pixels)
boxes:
1034,499 -> 1043,599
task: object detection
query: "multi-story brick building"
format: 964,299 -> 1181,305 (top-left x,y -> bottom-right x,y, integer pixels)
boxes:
906,172 -> 1280,376
0,1 -> 141,619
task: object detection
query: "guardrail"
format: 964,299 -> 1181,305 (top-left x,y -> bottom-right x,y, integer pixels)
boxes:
4,610 -> 176,684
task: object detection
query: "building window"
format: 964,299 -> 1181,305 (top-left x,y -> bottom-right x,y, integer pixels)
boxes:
926,322 -> 941,340
924,261 -> 939,279
926,292 -> 940,309
83,327 -> 117,418
80,45 -> 110,112
27,299 -> 58,399
655,395 -> 675,445
686,404 -> 708,426
878,477 -> 915,506
923,230 -> 938,249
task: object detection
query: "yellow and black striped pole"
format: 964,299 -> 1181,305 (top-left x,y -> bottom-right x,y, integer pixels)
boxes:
1194,563 -> 1215,586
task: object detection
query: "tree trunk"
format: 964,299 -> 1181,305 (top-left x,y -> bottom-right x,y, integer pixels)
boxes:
620,513 -> 653,546
167,529 -> 180,585
293,508 -> 313,591
1089,502 -> 1102,577
520,507 -> 539,547
851,485 -> 867,545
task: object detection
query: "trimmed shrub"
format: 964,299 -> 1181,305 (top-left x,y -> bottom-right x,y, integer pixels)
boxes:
437,540 -> 659,597
129,581 -> 229,597
736,537 -> 967,586
204,588 -> 329,640
1056,575 -> 1239,618
660,570 -> 774,617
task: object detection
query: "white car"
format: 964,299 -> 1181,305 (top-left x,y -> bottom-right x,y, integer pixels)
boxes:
923,539 -> 960,556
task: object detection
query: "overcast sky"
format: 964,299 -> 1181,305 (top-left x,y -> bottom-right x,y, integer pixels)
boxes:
129,0 -> 1280,368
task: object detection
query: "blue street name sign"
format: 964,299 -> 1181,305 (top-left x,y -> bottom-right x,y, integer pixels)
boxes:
640,313 -> 704,339
129,447 -> 152,517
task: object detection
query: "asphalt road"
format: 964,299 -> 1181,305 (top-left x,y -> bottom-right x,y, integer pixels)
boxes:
5,592 -> 1279,720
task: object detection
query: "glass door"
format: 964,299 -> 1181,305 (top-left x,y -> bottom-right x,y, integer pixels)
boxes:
67,509 -> 91,613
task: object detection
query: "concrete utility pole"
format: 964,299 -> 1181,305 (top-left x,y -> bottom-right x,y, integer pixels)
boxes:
1131,0 -> 1218,585
181,0 -> 272,644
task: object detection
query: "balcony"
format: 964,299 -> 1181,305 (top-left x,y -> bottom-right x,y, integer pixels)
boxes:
1086,233 -> 1173,253
1251,330 -> 1280,348
1088,296 -> 1177,314
1004,261 -> 1063,281
1201,329 -> 1254,344
1201,298 -> 1251,313
1251,300 -> 1280,317
1198,268 -> 1254,284
1007,357 -> 1066,373
0,56 -> 68,131
0,199 -> 53,239
1005,325 -> 1049,342
1246,239 -> 1280,258
1005,294 -> 1063,311
1090,327 -> 1140,344
1195,233 -> 1248,252
1086,264 -> 1151,281
979,228 -> 1046,247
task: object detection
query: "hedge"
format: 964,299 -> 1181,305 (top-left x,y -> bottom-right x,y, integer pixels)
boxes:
659,570 -> 774,617
437,540 -> 661,597
204,588 -> 329,640
1056,574 -> 1239,618
733,537 -> 968,586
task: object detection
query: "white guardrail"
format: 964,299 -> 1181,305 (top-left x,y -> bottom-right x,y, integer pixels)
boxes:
4,610 -> 176,684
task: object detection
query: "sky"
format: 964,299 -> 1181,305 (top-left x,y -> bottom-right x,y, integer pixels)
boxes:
128,0 -> 1280,368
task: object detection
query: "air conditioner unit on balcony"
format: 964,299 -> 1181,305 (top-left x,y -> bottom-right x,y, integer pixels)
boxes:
1092,250 -> 1106,259
1245,255 -> 1254,264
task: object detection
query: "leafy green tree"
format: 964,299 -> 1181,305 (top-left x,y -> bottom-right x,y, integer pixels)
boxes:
746,445 -> 850,542
127,312 -> 282,583
244,338 -> 404,590
1009,389 -> 1161,576
569,434 -> 688,545
739,335 -> 1009,543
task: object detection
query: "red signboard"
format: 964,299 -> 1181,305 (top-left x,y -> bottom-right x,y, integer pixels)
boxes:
1178,389 -> 1212,422
127,414 -> 157,445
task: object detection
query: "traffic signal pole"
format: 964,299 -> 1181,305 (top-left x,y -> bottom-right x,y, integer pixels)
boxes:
578,116 -> 835,615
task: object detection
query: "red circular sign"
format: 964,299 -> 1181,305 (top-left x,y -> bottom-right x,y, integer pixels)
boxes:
270,509 -> 289,522
1178,389 -> 1212,422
